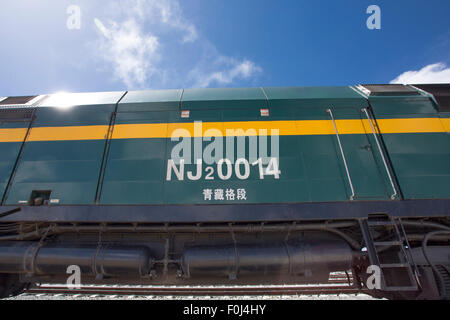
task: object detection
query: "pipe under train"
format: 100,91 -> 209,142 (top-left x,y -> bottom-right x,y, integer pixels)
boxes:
0,242 -> 153,277
182,238 -> 353,279
0,236 -> 354,280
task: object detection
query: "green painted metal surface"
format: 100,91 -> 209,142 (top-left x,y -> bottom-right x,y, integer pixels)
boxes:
4,91 -> 125,205
370,95 -> 450,199
0,122 -> 28,201
1,85 -> 449,206
369,96 -> 439,118
98,86 -> 393,204
100,111 -> 172,204
119,89 -> 182,112
181,87 -> 268,110
264,86 -> 367,114
6,140 -> 109,205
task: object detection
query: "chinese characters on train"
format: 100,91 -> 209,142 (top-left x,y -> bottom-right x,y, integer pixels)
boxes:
202,188 -> 247,201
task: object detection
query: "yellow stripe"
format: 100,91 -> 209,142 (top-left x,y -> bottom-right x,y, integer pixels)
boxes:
113,123 -> 168,139
27,125 -> 108,141
0,128 -> 28,142
112,118 -> 445,139
0,118 -> 447,142
376,118 -> 445,134
440,118 -> 450,133
113,120 -> 368,138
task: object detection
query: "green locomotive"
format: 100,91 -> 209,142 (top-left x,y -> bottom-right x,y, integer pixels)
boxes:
0,84 -> 449,299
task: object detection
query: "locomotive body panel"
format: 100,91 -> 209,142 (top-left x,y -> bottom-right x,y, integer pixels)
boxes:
1,84 -> 450,300
0,86 -> 449,206
369,94 -> 450,200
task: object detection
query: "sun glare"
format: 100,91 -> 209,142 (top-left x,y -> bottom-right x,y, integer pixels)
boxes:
50,91 -> 75,110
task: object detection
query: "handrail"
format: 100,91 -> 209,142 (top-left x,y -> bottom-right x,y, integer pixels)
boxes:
327,109 -> 355,201
362,108 -> 398,200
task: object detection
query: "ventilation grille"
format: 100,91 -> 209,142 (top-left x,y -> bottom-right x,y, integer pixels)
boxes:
413,84 -> 450,112
360,84 -> 419,96
0,108 -> 34,121
0,96 -> 38,105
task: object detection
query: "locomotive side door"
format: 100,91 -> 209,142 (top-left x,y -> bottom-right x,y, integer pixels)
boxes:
98,89 -> 183,205
0,108 -> 34,203
99,110 -> 172,204
327,107 -> 398,201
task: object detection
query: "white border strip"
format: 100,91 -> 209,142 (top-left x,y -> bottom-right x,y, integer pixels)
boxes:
0,94 -> 48,109
349,85 -> 369,99
408,85 -> 440,107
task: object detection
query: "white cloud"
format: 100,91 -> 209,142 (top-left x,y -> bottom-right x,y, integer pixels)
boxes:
190,59 -> 262,88
93,18 -> 110,39
390,63 -> 450,84
93,0 -> 261,89
94,18 -> 160,89
130,0 -> 198,43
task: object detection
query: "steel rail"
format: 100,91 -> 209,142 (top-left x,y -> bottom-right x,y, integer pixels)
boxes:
25,284 -> 365,297
23,273 -> 365,297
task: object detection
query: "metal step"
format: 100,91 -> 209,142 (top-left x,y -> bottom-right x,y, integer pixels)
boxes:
366,220 -> 396,226
360,218 -> 419,292
373,241 -> 403,246
380,263 -> 410,268
384,286 -> 420,292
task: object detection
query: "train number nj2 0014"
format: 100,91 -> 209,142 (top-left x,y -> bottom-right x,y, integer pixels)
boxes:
166,158 -> 281,181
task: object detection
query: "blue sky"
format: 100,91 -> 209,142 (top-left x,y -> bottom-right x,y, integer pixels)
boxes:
0,0 -> 449,96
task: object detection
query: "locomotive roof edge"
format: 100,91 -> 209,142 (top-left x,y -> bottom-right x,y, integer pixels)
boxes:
0,83 -> 449,111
